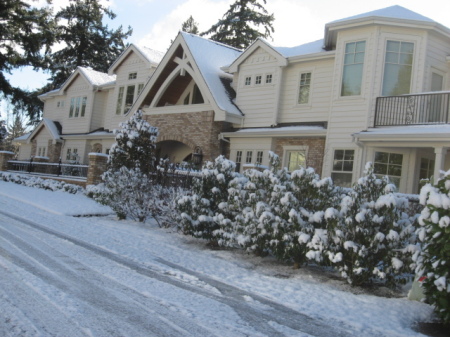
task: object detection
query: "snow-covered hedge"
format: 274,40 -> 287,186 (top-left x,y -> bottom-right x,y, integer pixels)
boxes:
175,155 -> 419,288
414,171 -> 450,325
0,172 -> 84,194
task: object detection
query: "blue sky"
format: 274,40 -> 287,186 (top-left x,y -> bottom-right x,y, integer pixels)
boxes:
2,0 -> 450,116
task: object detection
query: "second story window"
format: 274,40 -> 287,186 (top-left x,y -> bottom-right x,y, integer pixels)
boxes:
125,85 -> 135,113
116,84 -> 142,115
382,40 -> 414,96
298,72 -> 311,104
341,41 -> 366,96
69,96 -> 87,118
128,72 -> 137,80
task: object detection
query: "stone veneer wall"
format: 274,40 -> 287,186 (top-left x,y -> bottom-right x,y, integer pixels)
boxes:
47,140 -> 63,163
87,153 -> 108,185
273,137 -> 326,176
0,151 -> 15,171
144,110 -> 231,163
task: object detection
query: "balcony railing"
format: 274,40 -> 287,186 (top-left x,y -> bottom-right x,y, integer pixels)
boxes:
374,92 -> 450,127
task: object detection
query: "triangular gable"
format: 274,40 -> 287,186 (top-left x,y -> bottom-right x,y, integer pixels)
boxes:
131,32 -> 244,122
59,67 -> 96,93
228,38 -> 287,73
26,118 -> 62,144
108,44 -> 164,75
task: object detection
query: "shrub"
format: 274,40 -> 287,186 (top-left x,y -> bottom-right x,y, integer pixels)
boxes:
325,163 -> 414,287
414,172 -> 450,326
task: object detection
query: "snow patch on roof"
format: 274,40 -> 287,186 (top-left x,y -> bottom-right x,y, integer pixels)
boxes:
274,40 -> 326,58
42,118 -> 61,140
236,126 -> 326,133
330,5 -> 435,24
79,67 -> 116,86
182,32 -> 243,116
135,45 -> 164,65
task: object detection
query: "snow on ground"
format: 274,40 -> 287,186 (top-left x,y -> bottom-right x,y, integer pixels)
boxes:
0,180 -> 435,336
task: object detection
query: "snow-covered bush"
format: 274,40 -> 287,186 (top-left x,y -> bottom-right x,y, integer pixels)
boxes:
177,155 -> 243,245
108,110 -> 159,176
288,166 -> 340,267
0,171 -> 84,194
325,163 -> 414,287
93,111 -> 160,222
414,172 -> 450,325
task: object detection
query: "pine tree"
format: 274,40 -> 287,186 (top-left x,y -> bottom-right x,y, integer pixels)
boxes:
47,0 -> 132,88
0,0 -> 56,123
181,16 -> 199,34
202,0 -> 274,49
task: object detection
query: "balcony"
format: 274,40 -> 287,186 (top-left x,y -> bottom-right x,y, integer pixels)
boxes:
374,92 -> 450,127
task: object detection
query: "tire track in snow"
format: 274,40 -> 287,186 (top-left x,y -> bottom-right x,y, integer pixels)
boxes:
0,209 -> 360,337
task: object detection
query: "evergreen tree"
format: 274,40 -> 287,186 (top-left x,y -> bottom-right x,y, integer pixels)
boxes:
202,0 -> 274,49
0,118 -> 7,147
181,16 -> 199,34
0,0 -> 56,123
47,0 -> 132,88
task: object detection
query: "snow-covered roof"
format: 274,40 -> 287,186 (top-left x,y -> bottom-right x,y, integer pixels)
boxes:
329,5 -> 435,24
181,32 -> 243,116
222,125 -> 327,137
274,40 -> 326,58
353,125 -> 450,141
78,67 -> 116,87
43,118 -> 62,140
134,45 -> 164,65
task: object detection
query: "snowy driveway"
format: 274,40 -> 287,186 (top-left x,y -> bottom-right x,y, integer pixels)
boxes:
0,181 -> 433,336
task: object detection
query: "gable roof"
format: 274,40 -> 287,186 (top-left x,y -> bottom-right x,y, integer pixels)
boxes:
108,44 -> 164,75
181,32 -> 243,116
21,118 -> 62,144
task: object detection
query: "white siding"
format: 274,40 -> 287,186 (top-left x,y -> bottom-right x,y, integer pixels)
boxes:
235,48 -> 279,127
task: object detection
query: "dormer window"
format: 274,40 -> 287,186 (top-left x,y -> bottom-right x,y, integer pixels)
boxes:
255,75 -> 262,85
245,76 -> 251,86
128,72 -> 137,80
266,74 -> 272,84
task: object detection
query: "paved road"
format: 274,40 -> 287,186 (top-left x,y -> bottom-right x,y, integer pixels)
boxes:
0,208 -> 358,337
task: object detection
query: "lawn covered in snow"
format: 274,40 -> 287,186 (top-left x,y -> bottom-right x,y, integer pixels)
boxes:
0,180 -> 435,336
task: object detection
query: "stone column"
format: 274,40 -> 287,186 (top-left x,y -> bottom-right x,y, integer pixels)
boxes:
0,151 -> 15,172
87,153 -> 109,185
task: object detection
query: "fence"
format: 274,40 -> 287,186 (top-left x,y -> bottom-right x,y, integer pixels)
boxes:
7,159 -> 88,179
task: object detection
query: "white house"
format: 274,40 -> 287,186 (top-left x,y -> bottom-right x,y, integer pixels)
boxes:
16,5 -> 450,193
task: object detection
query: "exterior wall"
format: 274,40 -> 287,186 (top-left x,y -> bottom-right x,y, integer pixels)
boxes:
229,137 -> 273,170
90,90 -> 110,131
104,53 -> 155,132
273,137 -> 326,174
58,75 -> 94,134
235,47 -> 280,127
278,58 -> 334,125
145,111 -> 231,163
62,140 -> 89,164
425,32 -> 450,91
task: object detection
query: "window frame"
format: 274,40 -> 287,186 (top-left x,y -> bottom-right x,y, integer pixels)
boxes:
381,39 -> 415,96
297,72 -> 312,105
69,96 -> 87,118
341,40 -> 366,97
373,151 -> 404,189
331,149 -> 355,187
283,146 -> 308,172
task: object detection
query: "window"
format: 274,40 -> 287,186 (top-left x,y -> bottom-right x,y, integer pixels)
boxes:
37,147 -> 46,157
266,74 -> 272,84
116,87 -> 124,115
69,96 -> 87,118
298,72 -> 311,104
419,158 -> 435,181
128,72 -> 137,80
382,40 -> 414,96
245,151 -> 253,164
57,100 -> 65,108
256,151 -> 263,165
125,85 -> 136,113
255,75 -> 262,85
66,148 -> 72,160
341,41 -> 366,96
192,84 -> 204,104
235,151 -> 242,172
374,151 -> 403,188
285,150 -> 306,171
245,76 -> 251,86
331,149 -> 354,187
137,83 -> 144,95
